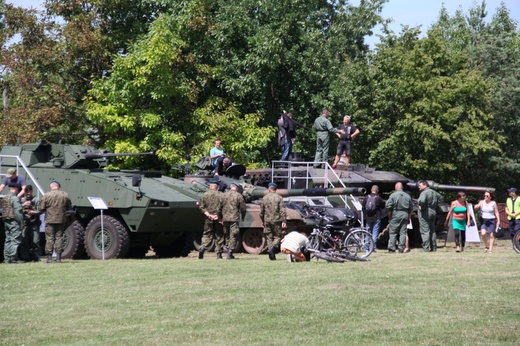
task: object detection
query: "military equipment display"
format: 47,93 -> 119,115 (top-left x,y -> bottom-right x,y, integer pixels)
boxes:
0,141 -> 366,260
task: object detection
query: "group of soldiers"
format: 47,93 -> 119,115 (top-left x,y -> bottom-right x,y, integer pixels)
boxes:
2,174 -> 72,264
198,180 -> 286,260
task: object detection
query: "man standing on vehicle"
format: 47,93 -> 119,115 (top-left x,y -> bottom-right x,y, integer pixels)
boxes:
2,183 -> 24,263
418,180 -> 442,252
260,182 -> 286,260
362,185 -> 385,252
31,180 -> 72,263
313,109 -> 344,168
0,168 -> 28,198
505,187 -> 520,246
198,180 -> 224,259
386,182 -> 413,253
331,115 -> 360,169
220,181 -> 246,259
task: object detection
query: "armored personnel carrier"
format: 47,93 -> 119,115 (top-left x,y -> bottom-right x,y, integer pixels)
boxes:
0,141 -> 365,259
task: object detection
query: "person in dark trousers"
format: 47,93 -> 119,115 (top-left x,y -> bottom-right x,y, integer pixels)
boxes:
505,187 -> 520,247
2,184 -> 24,263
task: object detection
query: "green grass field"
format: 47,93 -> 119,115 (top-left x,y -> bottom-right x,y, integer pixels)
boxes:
1,240 -> 519,346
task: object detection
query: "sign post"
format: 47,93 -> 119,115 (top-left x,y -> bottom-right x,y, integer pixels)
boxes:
87,197 -> 109,260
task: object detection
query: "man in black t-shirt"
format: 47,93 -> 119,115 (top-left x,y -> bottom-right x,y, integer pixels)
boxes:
332,116 -> 359,169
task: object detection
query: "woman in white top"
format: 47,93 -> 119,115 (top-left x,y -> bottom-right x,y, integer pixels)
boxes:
474,190 -> 500,253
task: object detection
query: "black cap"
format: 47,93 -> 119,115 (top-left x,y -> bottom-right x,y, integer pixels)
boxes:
507,187 -> 517,193
25,184 -> 33,191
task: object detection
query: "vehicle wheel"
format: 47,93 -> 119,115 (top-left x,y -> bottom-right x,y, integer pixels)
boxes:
84,215 -> 130,259
241,228 -> 266,254
155,232 -> 194,258
514,230 -> 520,254
314,251 -> 345,263
193,232 -> 216,252
343,229 -> 374,259
62,221 -> 87,259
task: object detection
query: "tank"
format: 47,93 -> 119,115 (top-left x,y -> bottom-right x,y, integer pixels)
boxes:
0,141 -> 366,259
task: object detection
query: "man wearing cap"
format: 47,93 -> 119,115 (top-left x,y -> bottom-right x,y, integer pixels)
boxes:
331,115 -> 360,169
0,168 -> 28,198
31,180 -> 72,263
198,180 -> 224,259
313,109 -> 345,168
2,183 -> 24,263
505,187 -> 520,245
260,182 -> 286,260
20,185 -> 41,262
220,181 -> 246,259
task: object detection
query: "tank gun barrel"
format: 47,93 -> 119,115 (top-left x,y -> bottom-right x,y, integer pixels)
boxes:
248,187 -> 366,200
84,151 -> 154,160
406,181 -> 495,193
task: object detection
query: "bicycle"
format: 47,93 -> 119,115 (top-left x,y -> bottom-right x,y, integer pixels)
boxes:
305,208 -> 374,262
514,229 -> 520,254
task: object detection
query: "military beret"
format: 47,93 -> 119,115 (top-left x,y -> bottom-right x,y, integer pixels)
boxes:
209,179 -> 219,185
231,181 -> 240,187
268,182 -> 278,188
50,180 -> 61,187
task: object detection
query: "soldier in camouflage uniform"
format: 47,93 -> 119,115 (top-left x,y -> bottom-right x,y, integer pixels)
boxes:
220,181 -> 246,259
260,182 -> 286,260
198,179 -> 224,259
385,182 -> 413,253
20,185 -> 41,262
2,183 -> 24,263
313,109 -> 344,168
31,180 -> 72,263
417,180 -> 443,252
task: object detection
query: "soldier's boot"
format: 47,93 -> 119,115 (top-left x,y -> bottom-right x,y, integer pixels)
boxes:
55,253 -> 62,263
46,254 -> 53,263
216,252 -> 223,259
227,250 -> 235,260
198,247 -> 205,260
268,247 -> 276,261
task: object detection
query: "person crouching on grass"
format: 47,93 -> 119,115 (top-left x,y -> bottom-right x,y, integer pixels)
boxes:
280,231 -> 309,262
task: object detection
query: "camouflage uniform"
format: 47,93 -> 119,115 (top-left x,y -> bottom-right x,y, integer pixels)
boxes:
38,189 -> 72,255
259,192 -> 286,250
2,192 -> 24,263
199,189 -> 224,252
221,190 -> 246,251
20,195 -> 41,261
313,115 -> 341,168
418,187 -> 442,252
385,189 -> 413,252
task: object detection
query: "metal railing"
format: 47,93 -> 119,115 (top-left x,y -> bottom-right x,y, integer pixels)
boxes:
0,155 -> 46,199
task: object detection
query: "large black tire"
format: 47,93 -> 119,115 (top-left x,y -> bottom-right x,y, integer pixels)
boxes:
313,251 -> 345,263
62,220 -> 87,259
241,228 -> 266,254
155,232 -> 194,258
513,230 -> 520,254
84,215 -> 130,259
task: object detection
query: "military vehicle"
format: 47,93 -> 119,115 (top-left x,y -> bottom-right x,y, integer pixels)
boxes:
0,141 -> 365,260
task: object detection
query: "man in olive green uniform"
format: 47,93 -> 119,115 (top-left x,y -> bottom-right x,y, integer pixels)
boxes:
418,180 -> 442,252
31,180 -> 72,263
385,182 -> 413,253
260,182 -> 287,261
198,179 -> 224,259
20,185 -> 41,262
313,109 -> 344,168
2,184 -> 24,263
220,182 -> 246,259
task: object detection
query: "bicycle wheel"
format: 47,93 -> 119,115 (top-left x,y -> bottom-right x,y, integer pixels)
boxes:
313,251 -> 345,263
343,229 -> 374,259
514,230 -> 520,254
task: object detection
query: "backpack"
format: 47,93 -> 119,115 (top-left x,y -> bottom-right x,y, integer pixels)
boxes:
2,195 -> 14,220
365,195 -> 377,217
